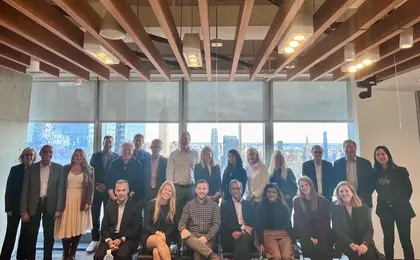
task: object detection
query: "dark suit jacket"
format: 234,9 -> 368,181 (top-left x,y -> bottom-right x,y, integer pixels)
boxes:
90,151 -> 119,184
333,156 -> 375,207
57,164 -> 95,212
5,163 -> 26,213
220,198 -> 255,244
194,164 -> 222,196
141,156 -> 167,199
302,160 -> 334,202
101,199 -> 142,242
20,162 -> 64,215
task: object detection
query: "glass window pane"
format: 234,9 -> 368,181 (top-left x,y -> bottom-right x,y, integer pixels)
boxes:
273,122 -> 349,178
186,82 -> 264,121
26,123 -> 94,165
101,123 -> 179,157
99,82 -> 179,122
272,82 -> 350,121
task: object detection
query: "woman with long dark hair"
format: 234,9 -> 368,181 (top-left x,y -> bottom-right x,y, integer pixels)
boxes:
374,146 -> 415,260
255,184 -> 294,260
55,149 -> 94,260
221,149 -> 247,200
293,176 -> 332,260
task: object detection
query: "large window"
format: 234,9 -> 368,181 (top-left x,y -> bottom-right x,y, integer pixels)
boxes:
273,122 -> 351,177
187,123 -> 264,171
101,123 -> 178,157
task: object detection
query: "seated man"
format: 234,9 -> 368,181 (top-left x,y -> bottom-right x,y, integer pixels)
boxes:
220,179 -> 255,260
178,179 -> 221,260
94,180 -> 142,260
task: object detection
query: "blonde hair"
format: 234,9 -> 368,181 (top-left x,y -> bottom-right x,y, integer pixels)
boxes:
19,147 -> 37,164
71,148 -> 92,174
296,176 -> 318,212
334,181 -> 363,207
247,148 -> 261,165
154,181 -> 176,224
200,146 -> 216,168
268,150 -> 288,179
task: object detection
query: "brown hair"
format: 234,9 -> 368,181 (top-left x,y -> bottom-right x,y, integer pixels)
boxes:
296,176 -> 318,212
19,147 -> 37,164
334,181 -> 363,207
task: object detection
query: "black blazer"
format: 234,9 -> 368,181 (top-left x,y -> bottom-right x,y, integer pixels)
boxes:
141,156 -> 167,198
194,164 -> 221,196
333,156 -> 376,207
302,160 -> 334,202
90,151 -> 119,184
221,166 -> 247,200
5,163 -> 26,212
220,198 -> 255,243
143,199 -> 176,243
101,199 -> 142,242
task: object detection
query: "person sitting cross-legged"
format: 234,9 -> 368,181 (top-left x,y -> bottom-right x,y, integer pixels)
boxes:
178,179 -> 221,260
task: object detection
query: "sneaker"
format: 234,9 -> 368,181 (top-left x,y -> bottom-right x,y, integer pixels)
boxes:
86,241 -> 99,252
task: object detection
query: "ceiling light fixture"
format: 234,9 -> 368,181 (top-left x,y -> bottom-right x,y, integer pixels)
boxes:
183,33 -> 203,68
344,43 -> 356,61
362,59 -> 372,65
84,36 -> 119,65
284,47 -> 295,53
400,27 -> 413,49
277,13 -> 314,55
289,41 -> 299,48
27,59 -> 40,72
356,63 -> 364,69
294,35 -> 305,41
75,78 -> 83,86
341,47 -> 380,73
99,11 -> 126,40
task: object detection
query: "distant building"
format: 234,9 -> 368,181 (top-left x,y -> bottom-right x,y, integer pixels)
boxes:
276,141 -> 284,151
323,131 -> 328,160
211,128 -> 219,161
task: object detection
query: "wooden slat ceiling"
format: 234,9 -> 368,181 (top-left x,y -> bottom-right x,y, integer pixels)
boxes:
0,0 -> 418,83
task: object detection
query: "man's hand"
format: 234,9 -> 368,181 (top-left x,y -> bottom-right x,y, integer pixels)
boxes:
54,211 -> 62,220
198,236 -> 208,244
242,225 -> 253,235
232,231 -> 242,240
349,243 -> 359,252
84,204 -> 90,212
107,240 -> 114,248
21,212 -> 29,223
7,211 -> 12,217
357,244 -> 368,256
310,237 -> 318,245
180,229 -> 191,239
156,231 -> 166,242
113,239 -> 121,248
96,183 -> 106,193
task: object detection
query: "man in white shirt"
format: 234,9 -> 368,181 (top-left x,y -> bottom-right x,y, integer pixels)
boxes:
166,131 -> 198,222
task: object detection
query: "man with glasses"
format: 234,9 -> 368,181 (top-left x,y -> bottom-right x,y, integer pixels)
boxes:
302,145 -> 334,202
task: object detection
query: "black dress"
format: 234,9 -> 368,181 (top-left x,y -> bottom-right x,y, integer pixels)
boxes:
194,164 -> 221,196
143,199 -> 177,245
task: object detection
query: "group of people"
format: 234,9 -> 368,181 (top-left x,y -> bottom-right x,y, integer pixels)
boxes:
0,131 -> 415,260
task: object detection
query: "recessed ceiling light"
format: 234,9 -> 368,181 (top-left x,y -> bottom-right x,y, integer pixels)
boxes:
294,35 -> 305,41
289,41 -> 299,48
362,59 -> 372,66
284,47 -> 295,53
349,66 -> 357,73
356,63 -> 364,69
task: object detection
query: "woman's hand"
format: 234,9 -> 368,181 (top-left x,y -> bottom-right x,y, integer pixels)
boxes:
84,204 -> 90,212
260,244 -> 265,254
349,243 -> 359,252
357,243 -> 368,255
156,231 -> 166,242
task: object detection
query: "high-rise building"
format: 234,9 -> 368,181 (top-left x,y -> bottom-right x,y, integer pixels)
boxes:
303,135 -> 310,161
114,123 -> 126,151
323,131 -> 328,160
211,128 -> 219,162
222,136 -> 239,169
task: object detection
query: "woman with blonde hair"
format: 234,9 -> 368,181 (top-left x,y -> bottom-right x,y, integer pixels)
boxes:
293,176 -> 332,260
1,147 -> 37,259
194,146 -> 221,201
245,148 -> 269,203
332,182 -> 384,260
55,148 -> 94,260
144,181 -> 177,260
269,150 -> 297,214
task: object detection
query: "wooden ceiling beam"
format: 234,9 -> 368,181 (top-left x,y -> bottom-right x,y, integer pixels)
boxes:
379,23 -> 420,59
229,0 -> 254,81
52,0 -> 149,81
39,62 -> 60,78
0,2 -> 110,80
0,56 -> 26,74
272,0 -> 356,77
198,0 -> 212,81
4,0 -> 129,80
0,26 -> 90,80
100,0 -> 171,81
288,0 -> 404,81
149,0 -> 191,81
249,0 -> 305,81
376,56 -> 420,81
0,43 -> 30,66
313,0 -> 420,81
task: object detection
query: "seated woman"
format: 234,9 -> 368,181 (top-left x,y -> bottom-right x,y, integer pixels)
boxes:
144,181 -> 177,260
293,176 -> 332,260
256,184 -> 294,260
332,181 -> 385,260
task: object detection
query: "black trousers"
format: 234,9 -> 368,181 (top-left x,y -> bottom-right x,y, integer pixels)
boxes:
341,244 -> 381,260
0,211 -> 28,260
300,238 -> 332,260
222,233 -> 255,260
380,215 -> 414,260
91,189 -> 109,241
174,184 -> 194,223
26,199 -> 55,260
93,234 -> 136,260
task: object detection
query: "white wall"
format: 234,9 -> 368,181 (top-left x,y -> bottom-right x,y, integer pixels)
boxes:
0,69 -> 32,247
357,89 -> 420,259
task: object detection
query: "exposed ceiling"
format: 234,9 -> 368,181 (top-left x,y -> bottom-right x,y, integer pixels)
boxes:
0,0 -> 419,83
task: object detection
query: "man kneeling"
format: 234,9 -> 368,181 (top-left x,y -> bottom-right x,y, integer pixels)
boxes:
178,179 -> 221,260
94,180 -> 142,260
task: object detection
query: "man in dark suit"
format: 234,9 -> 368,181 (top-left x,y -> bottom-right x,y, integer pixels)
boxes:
220,179 -> 255,260
302,145 -> 334,202
333,139 -> 375,207
20,145 -> 64,260
141,139 -> 167,201
87,135 -> 119,252
94,179 -> 142,260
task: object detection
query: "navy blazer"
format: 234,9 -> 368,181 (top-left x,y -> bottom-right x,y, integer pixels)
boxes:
90,151 -> 119,184
302,159 -> 334,202
141,156 -> 167,199
333,156 -> 376,207
220,197 -> 255,243
5,163 -> 26,212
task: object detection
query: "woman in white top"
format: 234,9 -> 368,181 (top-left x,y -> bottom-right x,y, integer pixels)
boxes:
245,148 -> 269,203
